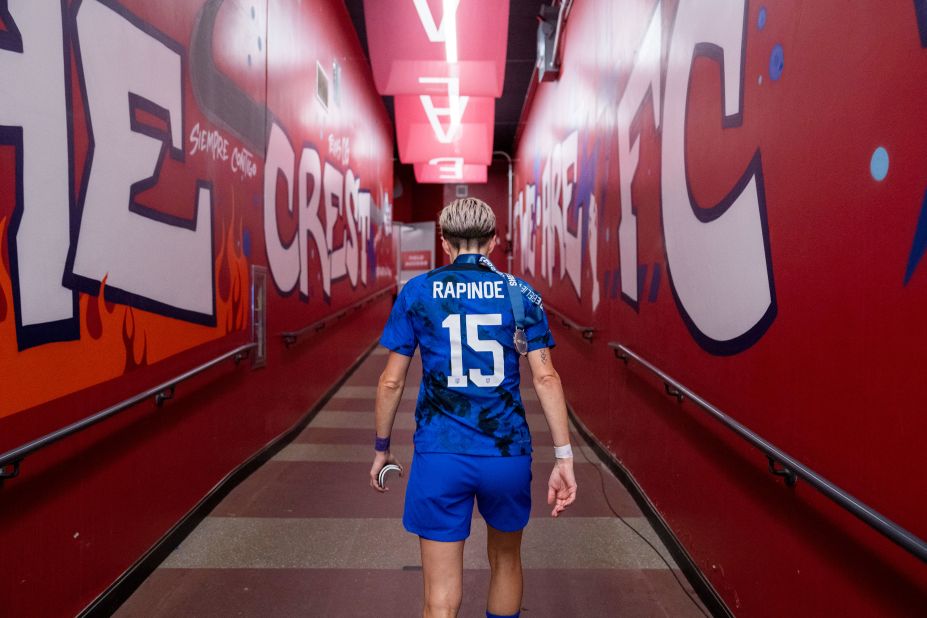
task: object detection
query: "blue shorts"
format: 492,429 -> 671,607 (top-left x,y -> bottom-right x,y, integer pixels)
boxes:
403,452 -> 532,542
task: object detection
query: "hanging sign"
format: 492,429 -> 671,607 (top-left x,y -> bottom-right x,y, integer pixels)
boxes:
395,94 -> 494,164
363,0 -> 509,96
414,158 -> 488,183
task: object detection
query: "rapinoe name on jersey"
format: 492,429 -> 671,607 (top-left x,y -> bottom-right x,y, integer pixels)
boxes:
433,280 -> 506,300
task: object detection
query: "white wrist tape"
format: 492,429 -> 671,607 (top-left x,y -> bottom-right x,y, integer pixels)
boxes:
554,444 -> 573,459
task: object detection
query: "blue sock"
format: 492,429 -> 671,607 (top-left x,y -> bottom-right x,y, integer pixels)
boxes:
486,612 -> 520,618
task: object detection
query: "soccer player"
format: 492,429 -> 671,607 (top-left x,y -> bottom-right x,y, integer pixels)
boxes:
370,197 -> 577,618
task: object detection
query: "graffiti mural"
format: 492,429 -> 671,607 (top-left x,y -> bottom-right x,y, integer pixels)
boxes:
516,0 -> 777,355
0,0 -> 394,418
515,0 -> 927,615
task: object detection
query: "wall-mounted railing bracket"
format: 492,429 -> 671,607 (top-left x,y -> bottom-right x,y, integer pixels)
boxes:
768,457 -> 797,487
0,461 -> 20,480
233,349 -> 250,365
544,303 -> 595,342
155,386 -> 175,407
664,382 -> 684,402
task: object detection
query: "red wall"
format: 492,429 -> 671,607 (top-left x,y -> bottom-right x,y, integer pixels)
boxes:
514,1 -> 927,615
0,1 -> 394,615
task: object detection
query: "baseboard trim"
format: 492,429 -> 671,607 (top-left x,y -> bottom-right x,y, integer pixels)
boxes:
567,405 -> 734,618
80,337 -> 381,617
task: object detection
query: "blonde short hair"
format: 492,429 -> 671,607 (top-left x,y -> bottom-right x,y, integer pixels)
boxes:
439,198 -> 496,249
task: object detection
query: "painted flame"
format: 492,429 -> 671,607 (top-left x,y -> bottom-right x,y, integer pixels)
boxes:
0,211 -> 250,420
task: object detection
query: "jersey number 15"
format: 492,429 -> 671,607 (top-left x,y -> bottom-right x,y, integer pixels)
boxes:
441,313 -> 504,388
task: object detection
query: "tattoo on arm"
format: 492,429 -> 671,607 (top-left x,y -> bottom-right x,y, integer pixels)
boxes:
540,349 -> 548,365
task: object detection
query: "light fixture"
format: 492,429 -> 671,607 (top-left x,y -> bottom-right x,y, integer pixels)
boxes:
537,2 -> 565,82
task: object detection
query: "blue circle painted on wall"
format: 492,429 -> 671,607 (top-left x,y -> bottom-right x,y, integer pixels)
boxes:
870,147 -> 889,181
758,7 -> 767,30
243,228 -> 252,258
769,44 -> 784,80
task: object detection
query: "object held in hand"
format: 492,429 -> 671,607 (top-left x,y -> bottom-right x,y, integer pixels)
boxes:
378,463 -> 403,489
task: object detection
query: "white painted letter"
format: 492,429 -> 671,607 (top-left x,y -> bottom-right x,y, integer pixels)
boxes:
662,0 -> 773,350
72,0 -> 214,321
298,146 -> 326,297
0,0 -> 73,345
324,162 -> 346,282
617,3 -> 662,305
344,169 -> 360,287
263,122 -> 299,293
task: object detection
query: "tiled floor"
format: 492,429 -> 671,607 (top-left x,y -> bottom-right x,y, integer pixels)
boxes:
117,347 -> 707,617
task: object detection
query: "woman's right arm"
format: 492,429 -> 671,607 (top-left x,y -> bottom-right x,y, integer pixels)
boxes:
369,350 -> 413,493
527,347 -> 577,517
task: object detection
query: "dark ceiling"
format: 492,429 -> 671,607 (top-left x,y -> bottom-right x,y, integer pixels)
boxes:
344,0 -> 543,157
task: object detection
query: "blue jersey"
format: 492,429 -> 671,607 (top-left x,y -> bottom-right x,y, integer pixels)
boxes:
380,253 -> 555,456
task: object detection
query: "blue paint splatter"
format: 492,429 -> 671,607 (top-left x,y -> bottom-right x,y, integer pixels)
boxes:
575,138 -> 598,219
904,189 -> 927,285
257,36 -> 262,52
648,263 -> 662,303
769,44 -> 784,81
251,5 -> 256,20
576,138 -> 599,258
568,140 -> 599,255
637,264 -> 648,300
915,0 -> 927,47
870,147 -> 889,181
247,53 -> 252,67
758,7 -> 767,30
367,235 -> 377,277
243,228 -> 252,258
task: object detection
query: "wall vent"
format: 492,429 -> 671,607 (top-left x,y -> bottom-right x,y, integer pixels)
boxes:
316,61 -> 329,110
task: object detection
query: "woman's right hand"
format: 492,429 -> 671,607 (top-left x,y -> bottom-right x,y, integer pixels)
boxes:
547,458 -> 577,517
369,450 -> 399,493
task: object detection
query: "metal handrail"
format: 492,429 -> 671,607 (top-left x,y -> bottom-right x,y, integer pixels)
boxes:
281,284 -> 396,347
543,303 -> 595,340
608,341 -> 927,564
0,343 -> 256,480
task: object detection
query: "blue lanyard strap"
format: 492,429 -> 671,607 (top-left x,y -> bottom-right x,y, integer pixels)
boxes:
478,256 -> 525,330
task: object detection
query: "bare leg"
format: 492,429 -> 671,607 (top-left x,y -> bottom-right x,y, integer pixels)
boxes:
486,525 -> 523,616
420,537 -> 465,618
